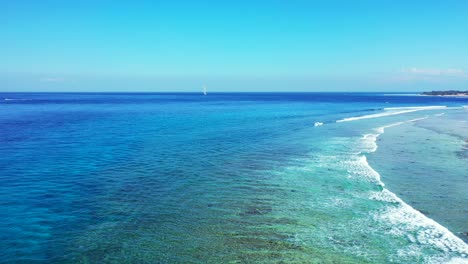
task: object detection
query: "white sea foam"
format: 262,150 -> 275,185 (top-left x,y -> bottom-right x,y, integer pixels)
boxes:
314,122 -> 323,127
337,110 -> 419,122
355,155 -> 384,185
3,98 -> 32,101
357,116 -> 468,262
447,257 -> 468,264
361,134 -> 379,152
383,106 -> 447,110
383,94 -> 420,96
346,152 -> 468,261
336,106 -> 446,123
359,158 -> 468,261
379,116 -> 429,130
306,120 -> 467,262
356,117 -> 428,156
371,193 -> 468,256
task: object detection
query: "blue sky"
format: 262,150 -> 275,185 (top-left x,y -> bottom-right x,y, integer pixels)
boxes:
2,0 -> 468,91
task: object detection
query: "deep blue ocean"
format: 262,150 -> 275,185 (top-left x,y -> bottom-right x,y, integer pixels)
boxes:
0,93 -> 467,263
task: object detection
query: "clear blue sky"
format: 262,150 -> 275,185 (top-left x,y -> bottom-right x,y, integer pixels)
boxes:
2,0 -> 468,91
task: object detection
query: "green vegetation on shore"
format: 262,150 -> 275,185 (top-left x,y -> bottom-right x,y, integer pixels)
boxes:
421,90 -> 468,96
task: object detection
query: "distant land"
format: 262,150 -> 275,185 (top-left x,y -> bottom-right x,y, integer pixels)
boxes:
421,90 -> 468,96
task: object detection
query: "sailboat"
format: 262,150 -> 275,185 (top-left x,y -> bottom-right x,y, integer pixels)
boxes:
203,84 -> 207,95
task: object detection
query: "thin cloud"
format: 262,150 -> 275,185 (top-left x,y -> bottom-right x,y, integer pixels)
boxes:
401,68 -> 466,77
384,67 -> 468,85
40,77 -> 65,82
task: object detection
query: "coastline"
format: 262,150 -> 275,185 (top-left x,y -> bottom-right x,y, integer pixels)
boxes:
420,94 -> 468,98
420,91 -> 468,98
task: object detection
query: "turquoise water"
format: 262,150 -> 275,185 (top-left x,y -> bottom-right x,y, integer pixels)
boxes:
0,93 -> 467,263
369,111 -> 468,243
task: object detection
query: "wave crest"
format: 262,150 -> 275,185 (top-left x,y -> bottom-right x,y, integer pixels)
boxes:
336,106 -> 446,123
359,117 -> 468,261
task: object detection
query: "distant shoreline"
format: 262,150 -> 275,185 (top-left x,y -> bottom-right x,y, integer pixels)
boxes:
421,90 -> 468,97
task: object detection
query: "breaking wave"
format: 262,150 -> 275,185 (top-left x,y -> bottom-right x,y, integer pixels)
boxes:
358,117 -> 468,262
336,106 -> 446,123
3,98 -> 33,101
314,122 -> 324,127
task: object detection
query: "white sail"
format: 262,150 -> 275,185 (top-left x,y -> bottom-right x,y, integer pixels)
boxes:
203,85 -> 207,95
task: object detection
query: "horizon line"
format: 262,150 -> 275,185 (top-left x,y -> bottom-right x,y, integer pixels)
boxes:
0,91 -> 423,94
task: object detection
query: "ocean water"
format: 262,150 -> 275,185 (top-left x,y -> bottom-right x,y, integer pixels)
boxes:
0,92 -> 467,263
